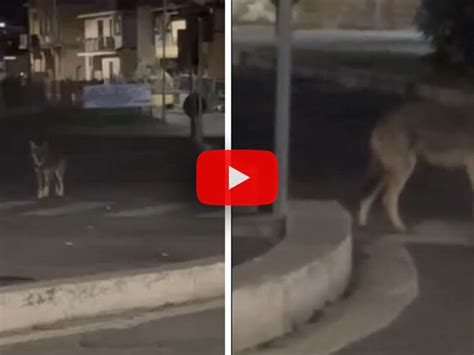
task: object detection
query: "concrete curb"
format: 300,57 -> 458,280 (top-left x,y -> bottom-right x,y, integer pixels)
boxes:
232,200 -> 353,352
234,48 -> 474,106
0,257 -> 223,335
233,214 -> 286,242
240,236 -> 419,355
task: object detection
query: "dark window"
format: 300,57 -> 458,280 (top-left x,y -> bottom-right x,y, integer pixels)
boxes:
115,16 -> 122,35
97,20 -> 104,38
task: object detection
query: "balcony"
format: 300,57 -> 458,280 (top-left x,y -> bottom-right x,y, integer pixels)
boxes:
84,36 -> 120,53
30,34 -> 58,49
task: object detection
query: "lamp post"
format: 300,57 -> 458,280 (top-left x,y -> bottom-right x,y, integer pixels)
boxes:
273,0 -> 292,217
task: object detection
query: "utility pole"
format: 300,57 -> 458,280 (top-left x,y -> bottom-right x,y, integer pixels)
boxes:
273,0 -> 292,217
161,0 -> 167,123
195,16 -> 204,148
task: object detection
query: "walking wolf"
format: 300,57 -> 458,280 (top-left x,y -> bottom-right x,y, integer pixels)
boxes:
30,141 -> 67,199
359,101 -> 474,232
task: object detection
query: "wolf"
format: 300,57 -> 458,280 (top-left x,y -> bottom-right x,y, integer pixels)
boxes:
30,141 -> 68,199
358,101 -> 474,232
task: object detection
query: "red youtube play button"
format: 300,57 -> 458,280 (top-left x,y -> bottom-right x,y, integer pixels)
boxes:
196,150 -> 278,206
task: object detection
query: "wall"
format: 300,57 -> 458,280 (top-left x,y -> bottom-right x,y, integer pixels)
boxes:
121,12 -> 137,49
58,4 -> 96,81
84,16 -> 114,38
61,48 -> 84,80
136,5 -> 155,67
233,0 -> 421,30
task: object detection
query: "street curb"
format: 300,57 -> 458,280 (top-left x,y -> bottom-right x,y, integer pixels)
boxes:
240,236 -> 419,355
232,200 -> 353,352
234,48 -> 474,106
0,257 -> 224,335
233,214 -> 286,242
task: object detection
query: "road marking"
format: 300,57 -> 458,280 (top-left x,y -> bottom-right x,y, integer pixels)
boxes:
395,220 -> 474,247
107,203 -> 188,218
0,298 -> 223,348
23,202 -> 112,216
0,200 -> 36,211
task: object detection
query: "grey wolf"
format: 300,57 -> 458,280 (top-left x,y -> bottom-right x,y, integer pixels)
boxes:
358,101 -> 474,232
30,141 -> 68,199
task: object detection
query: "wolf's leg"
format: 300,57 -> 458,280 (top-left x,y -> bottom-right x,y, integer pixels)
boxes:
466,160 -> 474,224
359,174 -> 385,227
55,159 -> 67,197
54,168 -> 65,197
382,153 -> 416,232
35,169 -> 45,199
43,170 -> 53,198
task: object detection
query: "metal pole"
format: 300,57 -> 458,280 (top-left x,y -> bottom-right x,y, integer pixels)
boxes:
273,0 -> 292,217
195,16 -> 204,147
0,79 -> 4,116
161,0 -> 167,123
188,33 -> 196,140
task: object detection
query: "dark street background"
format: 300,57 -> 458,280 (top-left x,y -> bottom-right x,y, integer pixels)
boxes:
0,121 -> 225,283
233,67 -> 474,355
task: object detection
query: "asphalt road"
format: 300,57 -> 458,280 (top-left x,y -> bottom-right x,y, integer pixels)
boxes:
335,244 -> 474,355
0,303 -> 224,355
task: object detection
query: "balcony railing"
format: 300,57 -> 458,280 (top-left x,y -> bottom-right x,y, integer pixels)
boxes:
30,34 -> 57,49
84,37 -> 117,52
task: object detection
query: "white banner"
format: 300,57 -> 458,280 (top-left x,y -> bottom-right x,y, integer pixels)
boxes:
83,84 -> 152,108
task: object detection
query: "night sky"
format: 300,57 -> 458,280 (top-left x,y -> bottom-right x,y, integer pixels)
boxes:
0,0 -> 27,26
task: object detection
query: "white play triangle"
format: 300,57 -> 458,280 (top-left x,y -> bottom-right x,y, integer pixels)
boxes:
229,166 -> 250,190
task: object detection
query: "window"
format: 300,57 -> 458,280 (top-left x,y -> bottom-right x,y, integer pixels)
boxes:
115,16 -> 122,35
97,20 -> 104,38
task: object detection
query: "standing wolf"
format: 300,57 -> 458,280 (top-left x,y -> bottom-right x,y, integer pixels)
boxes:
30,141 -> 68,199
359,101 -> 474,232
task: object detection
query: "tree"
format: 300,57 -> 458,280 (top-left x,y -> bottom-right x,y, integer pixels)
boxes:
417,0 -> 474,69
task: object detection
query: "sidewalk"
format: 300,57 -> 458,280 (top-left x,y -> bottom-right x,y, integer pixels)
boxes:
52,111 -> 224,138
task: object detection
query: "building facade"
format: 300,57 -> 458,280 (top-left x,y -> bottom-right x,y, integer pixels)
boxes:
28,0 -> 97,82
0,21 -> 30,80
77,10 -> 137,81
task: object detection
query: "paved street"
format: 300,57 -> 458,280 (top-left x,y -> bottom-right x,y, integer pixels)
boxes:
334,243 -> 473,355
0,195 -> 223,283
0,301 -> 224,355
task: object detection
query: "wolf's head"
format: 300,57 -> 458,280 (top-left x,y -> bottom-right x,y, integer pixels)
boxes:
30,141 -> 49,167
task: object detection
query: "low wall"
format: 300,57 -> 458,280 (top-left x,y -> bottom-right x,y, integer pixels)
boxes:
233,0 -> 420,30
0,257 -> 224,334
233,200 -> 353,352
